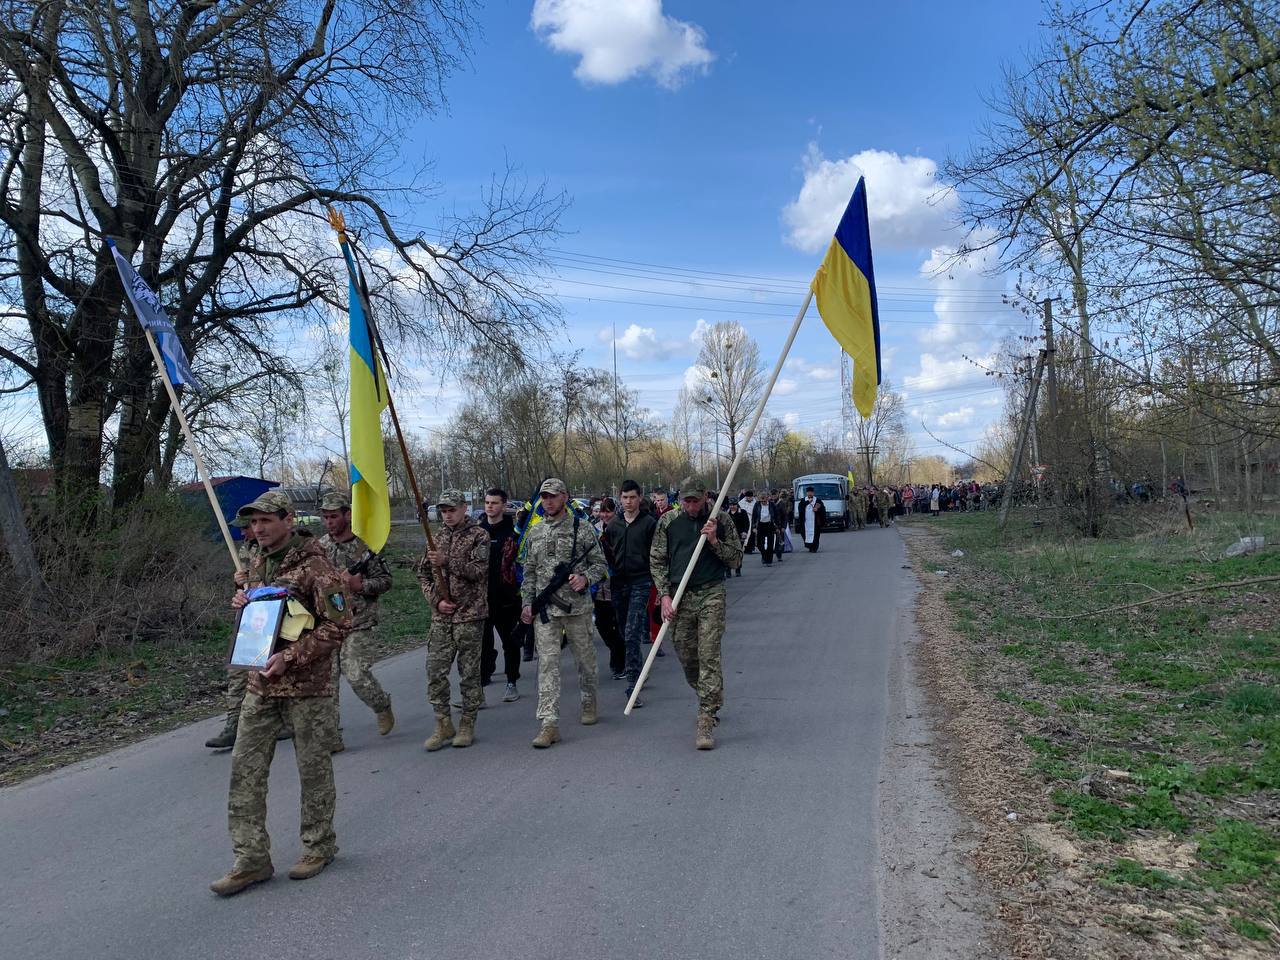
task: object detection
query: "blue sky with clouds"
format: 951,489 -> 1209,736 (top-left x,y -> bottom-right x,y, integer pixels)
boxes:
389,0 -> 1049,460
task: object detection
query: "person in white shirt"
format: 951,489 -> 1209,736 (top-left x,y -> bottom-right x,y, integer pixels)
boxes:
736,490 -> 757,554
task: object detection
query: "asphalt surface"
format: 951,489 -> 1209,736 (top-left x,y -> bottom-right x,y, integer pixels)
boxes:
0,524 -> 909,960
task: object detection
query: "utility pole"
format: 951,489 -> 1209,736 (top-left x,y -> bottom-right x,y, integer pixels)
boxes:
999,350 -> 1047,529
855,445 -> 879,485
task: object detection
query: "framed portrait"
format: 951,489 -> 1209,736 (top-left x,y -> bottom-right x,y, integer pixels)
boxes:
228,598 -> 286,670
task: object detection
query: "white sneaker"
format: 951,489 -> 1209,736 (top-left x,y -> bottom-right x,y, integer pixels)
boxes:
502,682 -> 520,702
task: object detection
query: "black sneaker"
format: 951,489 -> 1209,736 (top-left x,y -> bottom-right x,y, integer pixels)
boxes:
612,671 -> 627,681
625,687 -> 645,708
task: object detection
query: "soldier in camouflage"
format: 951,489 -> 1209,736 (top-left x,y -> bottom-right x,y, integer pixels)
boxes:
520,477 -> 608,749
210,490 -> 352,897
415,489 -> 489,751
876,486 -> 893,527
650,477 -> 743,750
317,491 -> 395,750
853,485 -> 868,530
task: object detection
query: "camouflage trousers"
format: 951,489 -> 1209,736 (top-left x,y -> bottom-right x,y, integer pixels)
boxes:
227,692 -> 336,870
224,669 -> 248,725
427,619 -> 484,719
326,628 -> 391,735
534,613 -> 598,725
670,582 -> 726,717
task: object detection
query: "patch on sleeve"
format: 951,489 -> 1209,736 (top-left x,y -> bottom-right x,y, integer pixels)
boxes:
329,592 -> 346,612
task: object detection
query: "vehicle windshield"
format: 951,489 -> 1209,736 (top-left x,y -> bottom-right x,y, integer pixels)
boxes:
801,483 -> 843,500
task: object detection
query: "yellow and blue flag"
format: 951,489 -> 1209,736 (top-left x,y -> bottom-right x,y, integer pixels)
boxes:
340,243 -> 391,552
811,177 -> 881,417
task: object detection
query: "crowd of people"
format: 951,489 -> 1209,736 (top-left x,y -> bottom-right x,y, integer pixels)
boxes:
846,480 -> 1001,523
208,474 -> 856,897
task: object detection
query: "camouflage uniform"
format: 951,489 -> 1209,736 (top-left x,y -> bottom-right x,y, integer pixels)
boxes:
225,491 -> 351,873
650,485 -> 743,719
521,482 -> 608,727
318,519 -> 392,740
853,488 -> 868,529
876,488 -> 892,527
415,494 -> 489,722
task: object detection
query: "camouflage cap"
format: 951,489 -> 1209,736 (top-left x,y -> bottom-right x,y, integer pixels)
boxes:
235,489 -> 293,520
678,476 -> 710,499
436,488 -> 468,508
318,490 -> 351,512
539,477 -> 568,495
231,513 -> 251,528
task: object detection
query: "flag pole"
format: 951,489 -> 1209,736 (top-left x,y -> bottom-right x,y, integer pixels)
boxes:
625,290 -> 813,715
325,208 -> 447,593
140,328 -> 242,573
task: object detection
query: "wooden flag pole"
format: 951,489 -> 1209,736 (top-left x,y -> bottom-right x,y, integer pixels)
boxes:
625,290 -> 813,715
141,328 -> 242,573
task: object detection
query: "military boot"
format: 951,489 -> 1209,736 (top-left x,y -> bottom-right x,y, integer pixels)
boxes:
288,855 -> 333,880
423,714 -> 455,752
204,717 -> 237,750
376,707 -> 395,736
452,715 -> 476,748
580,697 -> 598,725
531,723 -> 561,749
209,862 -> 273,896
695,714 -> 718,750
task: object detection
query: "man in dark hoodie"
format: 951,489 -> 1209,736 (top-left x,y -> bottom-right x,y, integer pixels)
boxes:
603,479 -> 658,706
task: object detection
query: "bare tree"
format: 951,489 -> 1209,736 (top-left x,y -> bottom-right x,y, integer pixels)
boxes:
694,320 -> 764,461
0,0 -> 563,524
854,380 -> 905,483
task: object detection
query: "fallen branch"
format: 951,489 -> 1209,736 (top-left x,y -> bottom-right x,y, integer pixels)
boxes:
1036,575 -> 1280,620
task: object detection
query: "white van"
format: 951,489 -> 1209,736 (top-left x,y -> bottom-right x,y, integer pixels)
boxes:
791,473 -> 851,531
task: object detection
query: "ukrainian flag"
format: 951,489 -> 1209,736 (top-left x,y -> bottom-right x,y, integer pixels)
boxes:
341,243 -> 391,552
811,177 -> 881,417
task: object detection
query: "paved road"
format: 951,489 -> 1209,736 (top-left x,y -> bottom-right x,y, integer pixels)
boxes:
0,525 -> 910,960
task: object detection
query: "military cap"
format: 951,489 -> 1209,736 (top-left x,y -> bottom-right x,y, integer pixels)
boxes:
231,513 -> 250,528
436,488 -> 468,507
678,476 -> 710,499
318,490 -> 351,512
235,489 -> 293,520
539,477 -> 568,495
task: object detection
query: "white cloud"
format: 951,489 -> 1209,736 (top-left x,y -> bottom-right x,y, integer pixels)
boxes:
787,356 -> 838,382
782,145 -> 956,253
915,229 -> 1019,348
934,406 -> 975,429
600,322 -> 661,359
531,0 -> 714,89
782,411 -> 800,427
683,364 -> 711,393
904,353 -> 990,393
774,378 -> 798,396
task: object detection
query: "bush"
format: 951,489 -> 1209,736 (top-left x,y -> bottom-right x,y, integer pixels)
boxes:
0,492 -> 230,663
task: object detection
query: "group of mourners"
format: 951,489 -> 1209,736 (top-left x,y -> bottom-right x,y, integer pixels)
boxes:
207,474 -> 837,899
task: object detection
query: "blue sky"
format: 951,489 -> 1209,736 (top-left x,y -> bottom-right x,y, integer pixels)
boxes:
389,0 -> 1050,463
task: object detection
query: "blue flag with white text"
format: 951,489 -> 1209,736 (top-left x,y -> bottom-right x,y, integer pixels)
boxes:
107,239 -> 200,389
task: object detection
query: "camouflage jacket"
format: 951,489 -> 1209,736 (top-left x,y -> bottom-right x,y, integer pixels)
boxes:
317,532 -> 392,630
244,534 -> 351,698
414,517 -> 489,623
520,511 -> 608,618
650,507 -> 743,595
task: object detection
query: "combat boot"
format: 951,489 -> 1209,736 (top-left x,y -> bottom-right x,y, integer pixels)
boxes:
423,714 -> 455,752
204,717 -> 237,750
452,715 -> 476,748
580,697 -> 598,725
695,714 -> 718,750
531,723 -> 561,749
209,862 -> 273,896
376,707 -> 395,736
288,855 -> 333,880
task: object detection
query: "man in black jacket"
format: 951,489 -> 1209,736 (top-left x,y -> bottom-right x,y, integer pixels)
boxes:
603,479 -> 659,705
751,491 -> 779,565
478,488 -> 523,702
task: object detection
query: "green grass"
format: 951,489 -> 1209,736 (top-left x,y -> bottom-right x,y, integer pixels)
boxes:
918,505 -> 1280,949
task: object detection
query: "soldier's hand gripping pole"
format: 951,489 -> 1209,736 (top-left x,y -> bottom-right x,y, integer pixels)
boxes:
624,291 -> 813,716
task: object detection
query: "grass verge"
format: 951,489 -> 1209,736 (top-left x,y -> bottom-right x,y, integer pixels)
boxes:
0,525 -> 433,786
904,504 -> 1280,956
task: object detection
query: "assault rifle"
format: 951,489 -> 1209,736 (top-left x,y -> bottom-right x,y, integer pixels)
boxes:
347,550 -> 376,576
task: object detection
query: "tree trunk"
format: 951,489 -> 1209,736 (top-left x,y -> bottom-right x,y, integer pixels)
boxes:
0,437 -> 49,616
